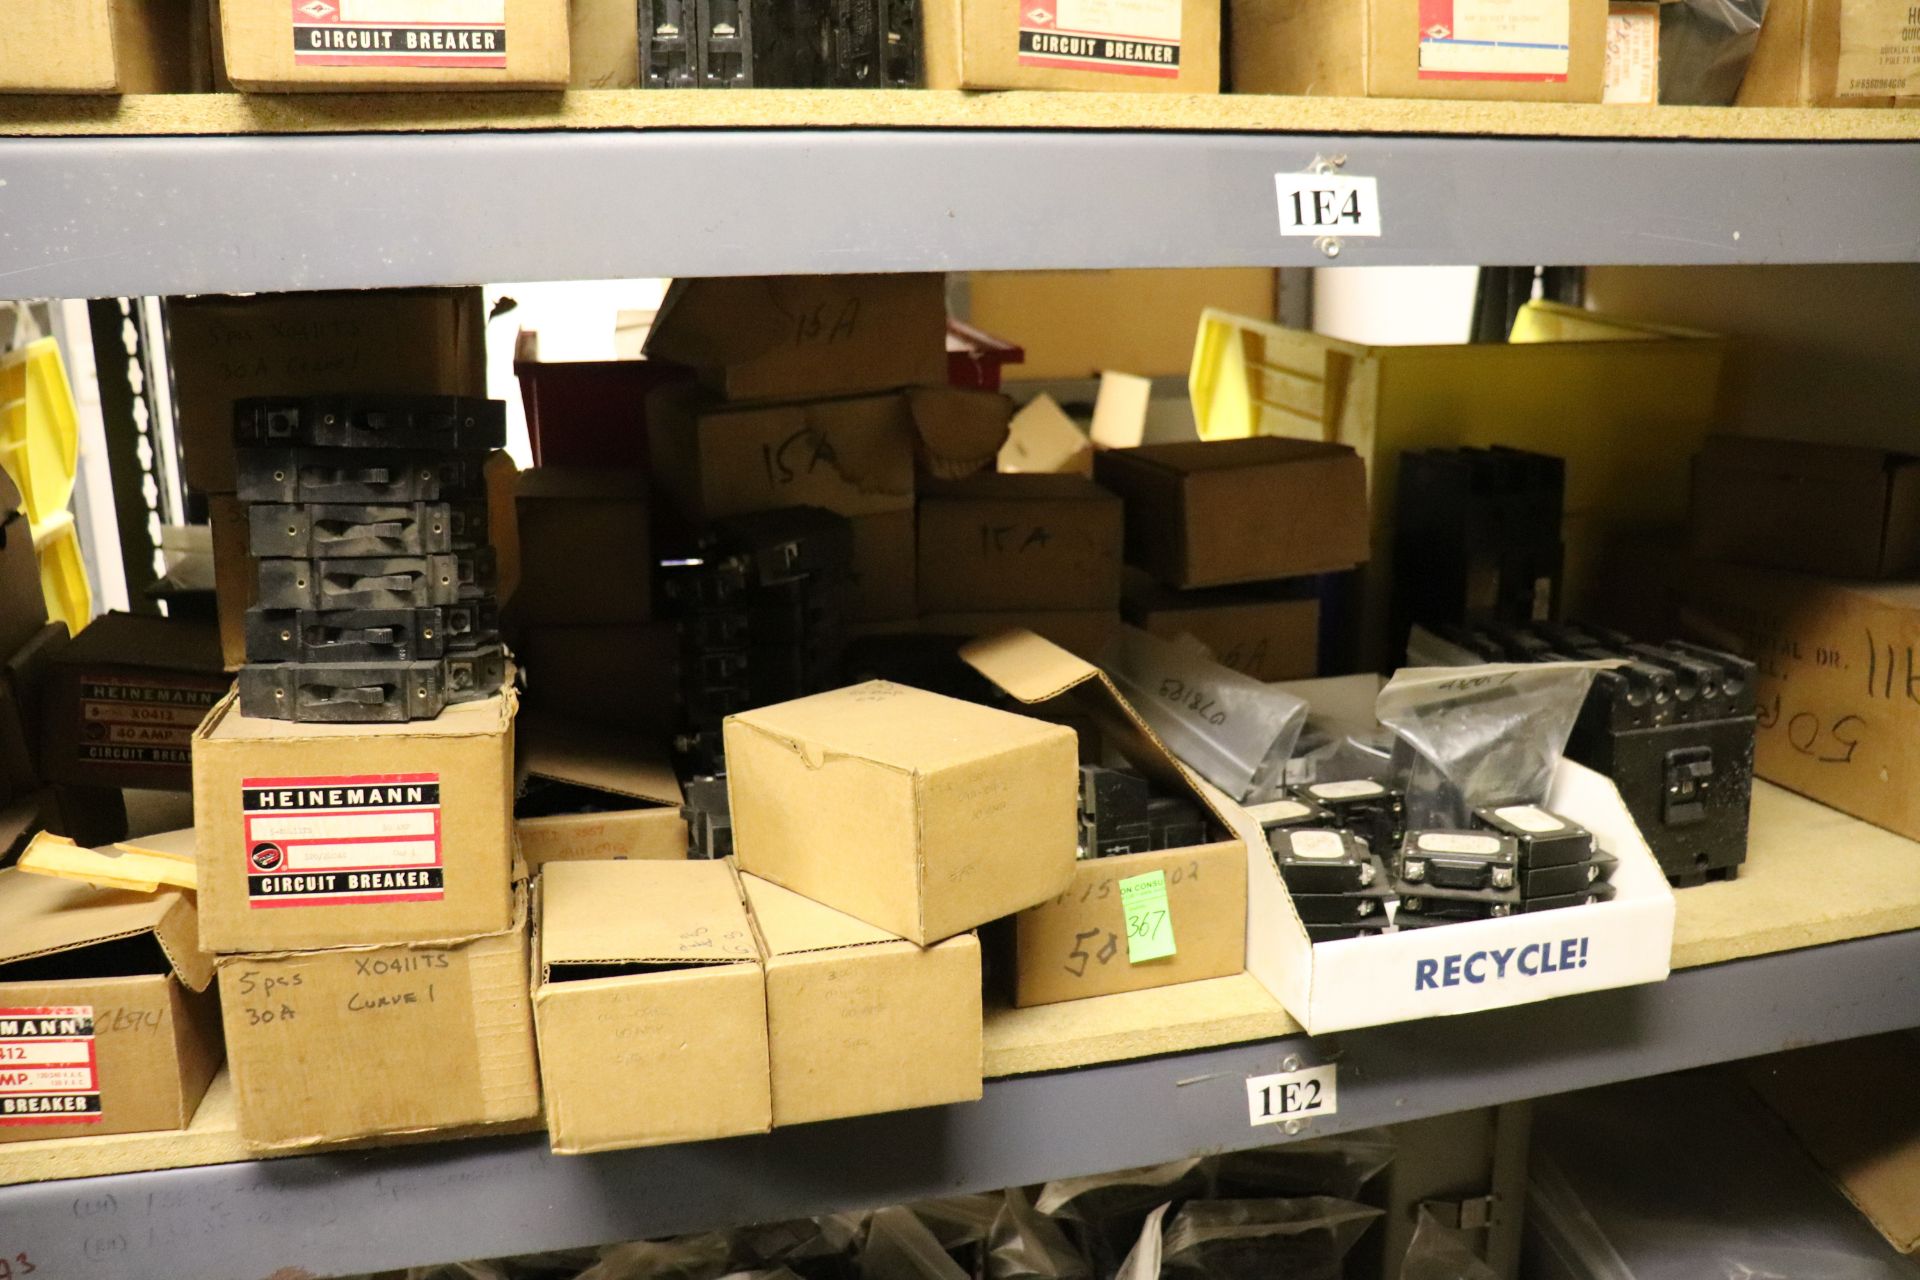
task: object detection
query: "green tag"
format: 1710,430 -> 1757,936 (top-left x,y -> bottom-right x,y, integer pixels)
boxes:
1119,869 -> 1177,964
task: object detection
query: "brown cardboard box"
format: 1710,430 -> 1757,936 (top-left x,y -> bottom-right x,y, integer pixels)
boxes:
534,860 -> 770,1154
0,0 -> 205,93
908,386 -> 1014,482
726,681 -> 1078,945
39,613 -> 229,793
514,468 -> 650,625
218,902 -> 538,1151
1231,0 -> 1608,101
998,395 -> 1093,477
0,869 -> 220,1143
1682,561 -> 1920,841
852,509 -> 918,624
917,474 -> 1124,613
1689,435 -> 1920,580
519,623 -> 678,737
1604,0 -> 1660,104
917,610 -> 1122,661
1094,438 -> 1369,589
959,628 -> 1247,1004
209,494 -> 253,670
219,0 -> 568,90
1123,575 -> 1320,681
923,0 -> 1220,91
644,275 -> 947,404
167,289 -> 488,494
515,712 -> 685,869
191,690 -> 517,953
1738,0 -> 1920,105
742,873 -> 982,1127
649,391 -> 918,524
569,0 -> 639,86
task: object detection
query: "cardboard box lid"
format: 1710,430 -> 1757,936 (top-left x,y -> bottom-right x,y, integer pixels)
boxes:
999,395 -> 1093,475
540,860 -> 756,976
908,387 -> 1014,480
50,610 -> 224,674
198,686 -> 515,745
922,473 -> 1118,504
0,865 -> 214,992
643,274 -> 942,376
726,680 -> 1065,774
518,710 -> 682,808
959,629 -> 1233,834
741,871 -> 901,957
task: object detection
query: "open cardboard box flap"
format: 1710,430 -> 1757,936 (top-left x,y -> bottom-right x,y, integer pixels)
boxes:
959,628 -> 1232,834
0,865 -> 214,992
742,872 -> 902,956
539,860 -> 755,978
518,710 -> 683,808
908,387 -> 1013,479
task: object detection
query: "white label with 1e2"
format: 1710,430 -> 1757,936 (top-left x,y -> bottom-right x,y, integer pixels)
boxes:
1246,1063 -> 1338,1126
1275,174 -> 1382,238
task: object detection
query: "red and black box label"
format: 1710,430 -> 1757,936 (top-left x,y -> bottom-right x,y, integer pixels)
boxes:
77,673 -> 227,769
1017,0 -> 1182,78
243,772 -> 444,908
0,1006 -> 101,1126
291,0 -> 509,69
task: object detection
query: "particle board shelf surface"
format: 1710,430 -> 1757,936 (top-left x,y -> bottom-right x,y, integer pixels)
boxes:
2,781 -> 1916,1190
0,90 -> 1917,140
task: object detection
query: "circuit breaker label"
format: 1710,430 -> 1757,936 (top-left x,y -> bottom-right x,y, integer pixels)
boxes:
77,673 -> 227,770
243,773 -> 444,907
291,0 -> 509,69
1837,0 -> 1920,97
1419,0 -> 1572,81
0,1007 -> 101,1126
1018,0 -> 1182,78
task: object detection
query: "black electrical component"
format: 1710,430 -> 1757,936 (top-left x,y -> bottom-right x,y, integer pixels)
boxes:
243,603 -> 496,663
1270,827 -> 1375,894
248,502 -> 460,558
1244,796 -> 1333,832
1292,778 -> 1407,857
255,552 -> 495,611
233,394 -> 506,452
1077,765 -> 1208,859
641,0 -> 920,87
238,660 -> 449,723
236,448 -> 490,504
682,774 -> 734,860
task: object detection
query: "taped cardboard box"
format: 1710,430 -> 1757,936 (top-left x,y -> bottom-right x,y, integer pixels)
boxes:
1094,438 -> 1369,589
219,896 -> 538,1151
727,680 -> 1078,946
851,509 -> 918,624
513,468 -> 650,626
644,275 -> 948,405
1230,0 -> 1609,101
742,873 -> 981,1126
0,868 -> 220,1143
917,474 -> 1124,614
1738,0 -> 1920,105
0,0 -> 205,93
959,629 -> 1247,1004
1243,675 -> 1674,1035
922,0 -> 1220,91
1689,435 -> 1920,580
167,289 -> 488,494
219,0 -> 568,90
515,712 -> 685,870
534,860 -> 769,1155
908,387 -> 1014,483
917,610 -> 1122,662
569,0 -> 639,86
1682,561 -> 1920,843
1123,574 -> 1320,682
39,612 -> 228,793
191,689 -> 518,953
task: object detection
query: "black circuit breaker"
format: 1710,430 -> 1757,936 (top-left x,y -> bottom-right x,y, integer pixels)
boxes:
642,0 -> 919,87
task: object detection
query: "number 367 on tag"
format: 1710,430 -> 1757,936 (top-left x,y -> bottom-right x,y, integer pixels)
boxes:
1275,174 -> 1382,238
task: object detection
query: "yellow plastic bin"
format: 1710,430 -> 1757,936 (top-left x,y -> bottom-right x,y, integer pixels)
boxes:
1189,302 -> 1728,666
1,336 -> 92,630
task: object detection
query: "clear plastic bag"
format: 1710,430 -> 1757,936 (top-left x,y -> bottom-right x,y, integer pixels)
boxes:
1157,1198 -> 1384,1280
862,1208 -> 972,1280
1036,1159 -> 1211,1278
1101,627 -> 1308,803
1660,0 -> 1770,105
1208,1130 -> 1397,1201
1376,662 -> 1602,830
1401,1208 -> 1500,1280
733,1215 -> 867,1280
575,1235 -> 738,1280
986,1189 -> 1091,1280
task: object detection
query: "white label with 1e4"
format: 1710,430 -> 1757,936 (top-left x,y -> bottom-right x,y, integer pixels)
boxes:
1275,173 -> 1383,238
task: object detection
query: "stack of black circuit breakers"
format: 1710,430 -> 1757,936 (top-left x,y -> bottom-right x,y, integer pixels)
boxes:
234,395 -> 507,723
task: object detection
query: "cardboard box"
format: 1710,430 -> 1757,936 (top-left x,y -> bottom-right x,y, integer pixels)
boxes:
219,903 -> 538,1151
1243,674 -> 1674,1034
519,623 -> 678,738
191,689 -> 518,953
852,509 -> 918,624
1689,435 -> 1920,580
1604,1 -> 1660,104
167,289 -> 488,494
916,610 -> 1122,662
569,0 -> 638,87
0,868 -> 220,1142
742,873 -> 982,1126
908,386 -> 1014,482
38,612 -> 229,793
1682,562 -> 1920,843
1123,575 -> 1319,681
515,712 -> 685,869
1738,0 -> 1920,106
1094,439 -> 1369,589
218,0 -> 568,90
917,474 -> 1123,614
959,630 -> 1248,1005
1230,0 -> 1609,101
0,0 -> 204,93
726,681 -> 1078,945
649,391 -> 918,525
998,395 -> 1093,477
644,275 -> 947,405
533,860 -> 770,1154
513,468 -> 650,625
209,494 -> 253,670
923,0 -> 1220,91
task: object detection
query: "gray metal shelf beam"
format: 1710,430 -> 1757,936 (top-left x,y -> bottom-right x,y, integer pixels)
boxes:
0,131 -> 1916,298
5,928 -> 1919,1280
